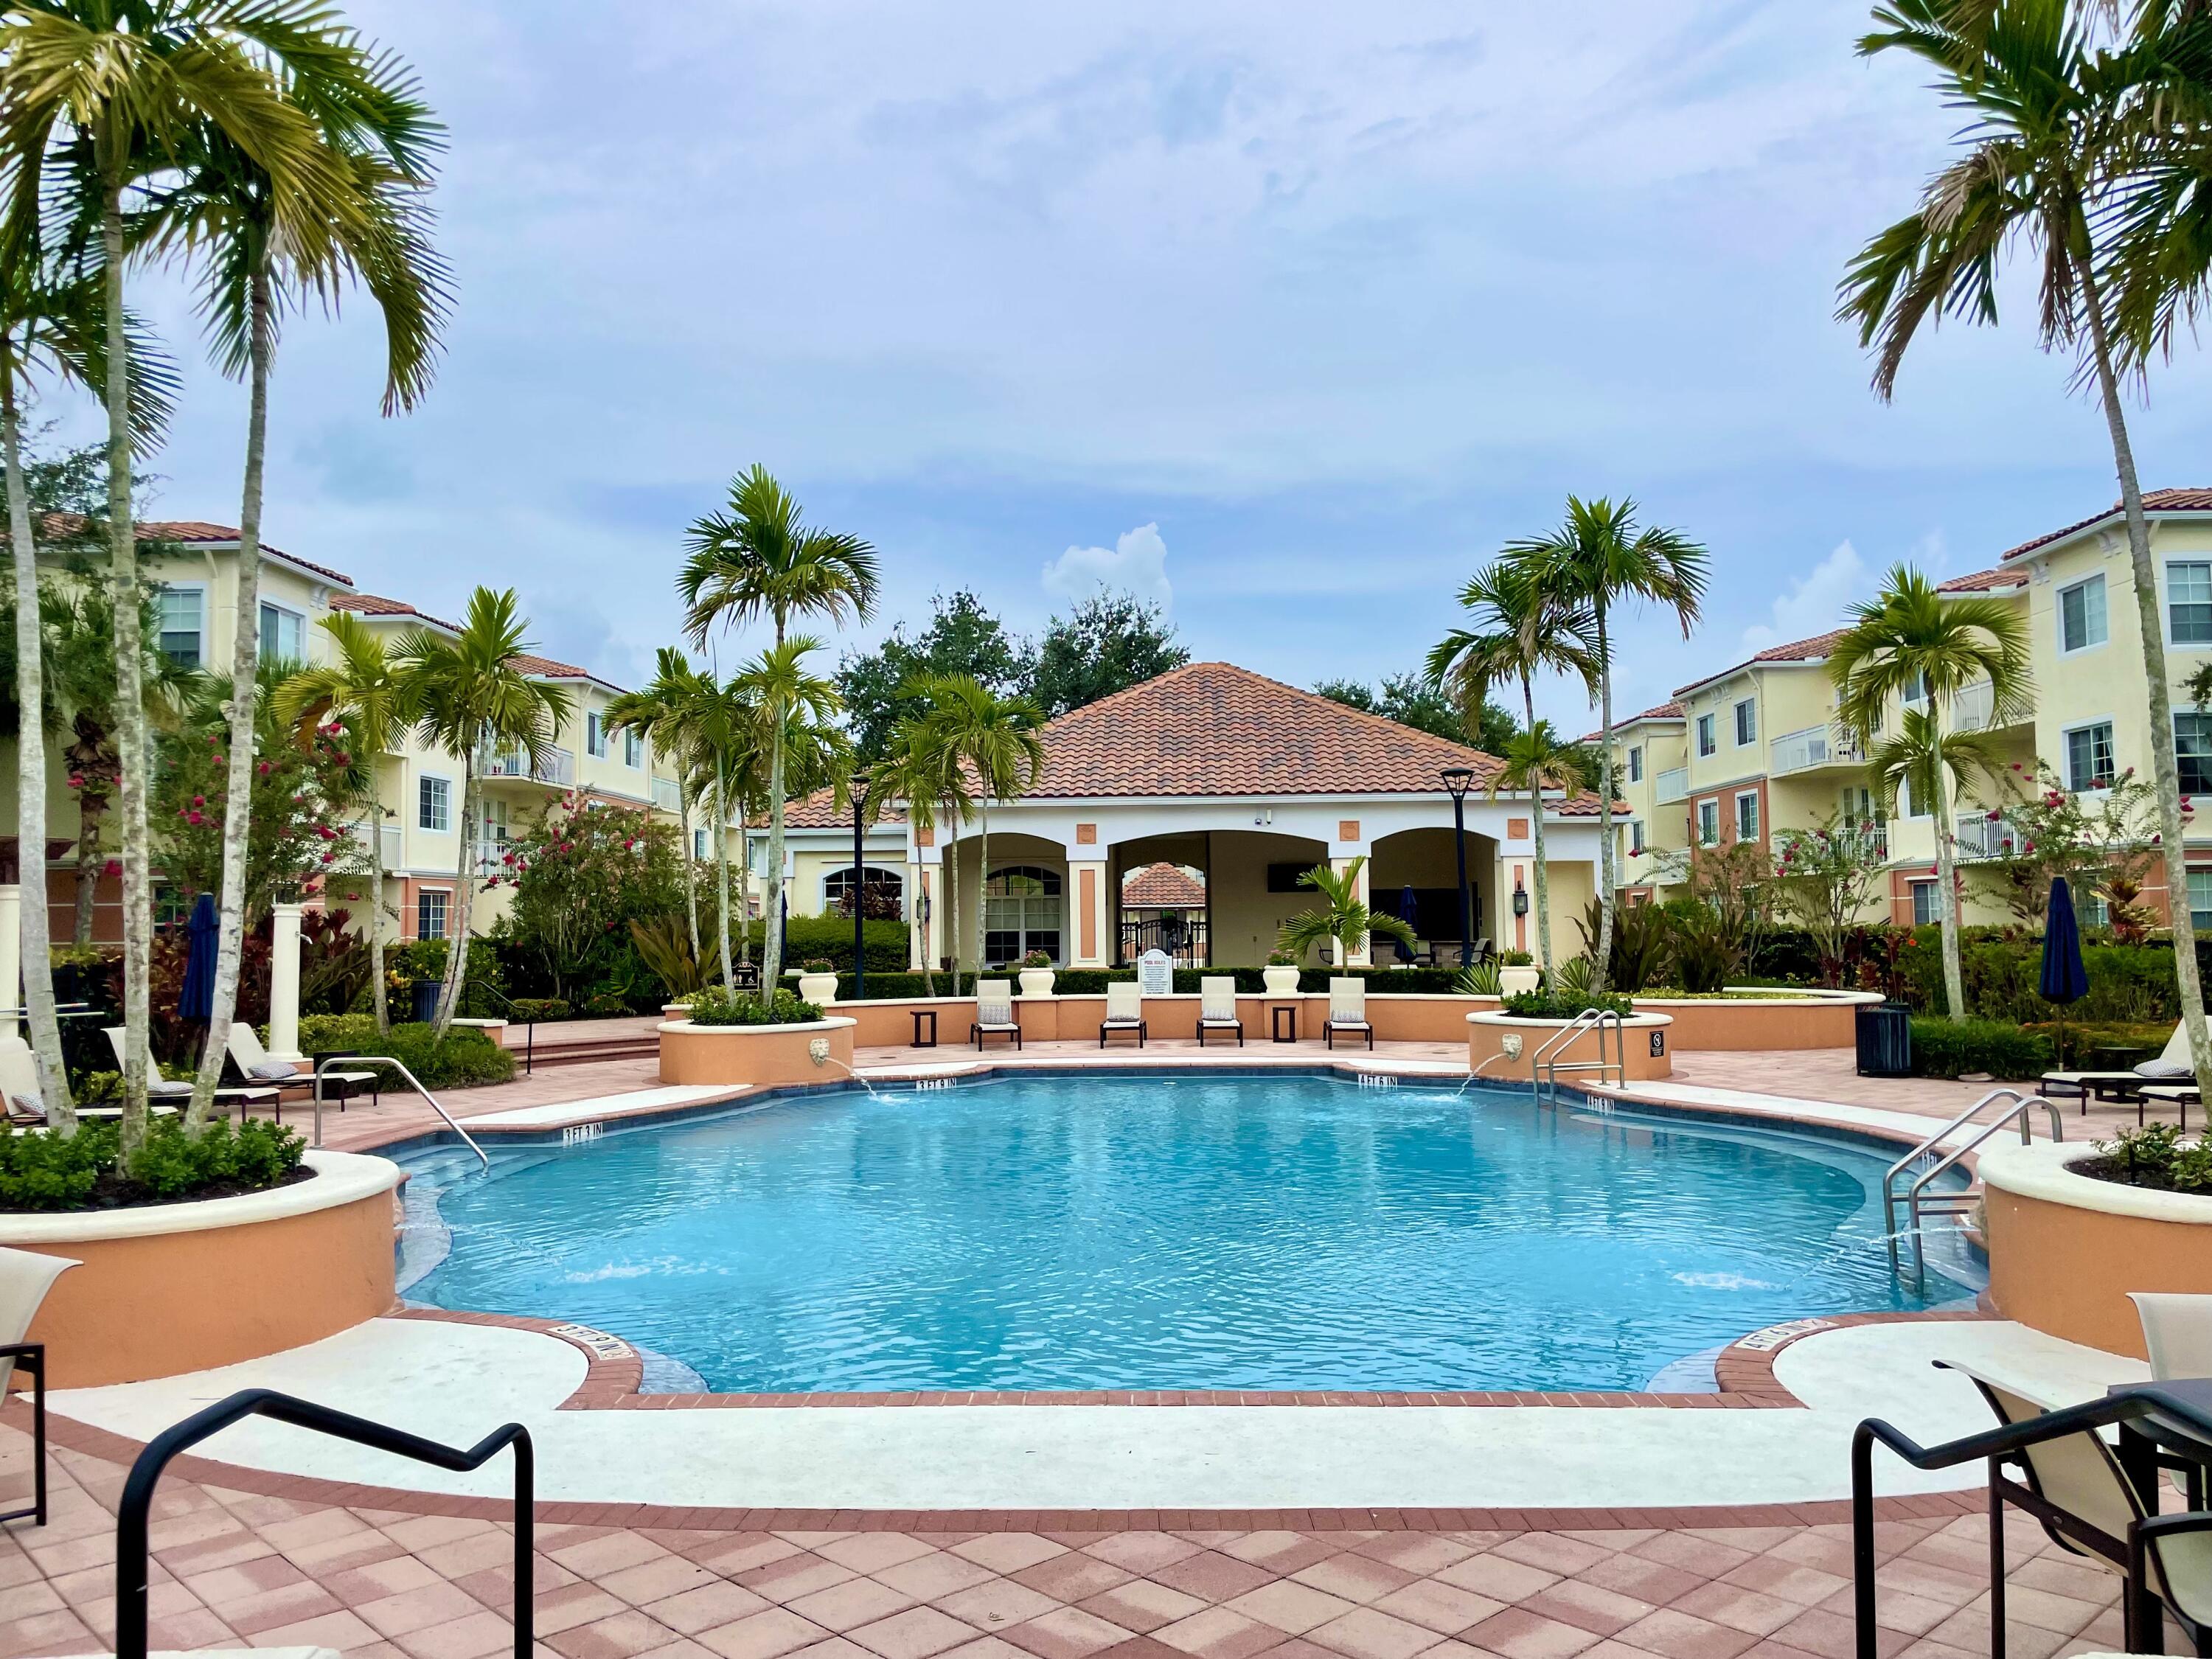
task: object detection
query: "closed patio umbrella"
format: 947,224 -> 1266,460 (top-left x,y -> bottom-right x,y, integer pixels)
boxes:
178,892 -> 219,1023
1399,884 -> 1419,964
2039,877 -> 2090,1069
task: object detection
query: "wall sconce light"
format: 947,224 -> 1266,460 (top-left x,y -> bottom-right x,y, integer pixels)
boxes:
1512,887 -> 1530,918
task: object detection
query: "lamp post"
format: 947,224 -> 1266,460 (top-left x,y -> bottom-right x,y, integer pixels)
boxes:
850,771 -> 872,1002
1441,767 -> 1475,969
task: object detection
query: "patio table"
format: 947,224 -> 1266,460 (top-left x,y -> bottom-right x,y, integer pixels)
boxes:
2110,1377 -> 2212,1652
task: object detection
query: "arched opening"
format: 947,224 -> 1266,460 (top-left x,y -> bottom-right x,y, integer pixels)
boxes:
824,864 -> 905,920
984,865 -> 1063,964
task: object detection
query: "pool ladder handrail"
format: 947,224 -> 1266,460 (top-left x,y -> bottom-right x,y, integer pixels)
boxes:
1527,1006 -> 1626,1103
1880,1086 -> 2061,1285
313,1052 -> 489,1168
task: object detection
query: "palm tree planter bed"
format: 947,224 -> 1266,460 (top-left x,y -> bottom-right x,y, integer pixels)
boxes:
1467,1009 -> 1674,1082
658,1016 -> 858,1088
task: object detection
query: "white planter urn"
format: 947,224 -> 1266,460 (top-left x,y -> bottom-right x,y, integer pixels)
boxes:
796,971 -> 840,1006
1262,964 -> 1301,996
1018,968 -> 1057,998
1499,965 -> 1542,997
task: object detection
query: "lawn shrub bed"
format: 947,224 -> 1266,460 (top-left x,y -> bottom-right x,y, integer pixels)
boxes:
289,1017 -> 515,1089
685,988 -> 824,1026
0,1117 -> 305,1212
1905,1018 -> 2173,1080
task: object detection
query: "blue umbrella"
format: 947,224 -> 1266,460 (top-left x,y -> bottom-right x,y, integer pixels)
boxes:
2040,877 -> 2090,1068
178,892 -> 218,1023
1398,883 -> 1419,964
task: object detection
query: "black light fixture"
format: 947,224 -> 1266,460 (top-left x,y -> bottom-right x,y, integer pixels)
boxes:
1441,767 -> 1475,967
849,771 -> 872,1001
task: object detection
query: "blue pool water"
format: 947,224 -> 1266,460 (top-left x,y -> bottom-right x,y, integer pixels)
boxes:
398,1074 -> 1976,1394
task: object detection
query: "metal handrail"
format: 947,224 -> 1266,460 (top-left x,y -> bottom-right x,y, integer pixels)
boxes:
1881,1087 -> 2062,1283
313,1052 -> 488,1167
1547,1008 -> 1626,1098
1527,1007 -> 1623,1102
116,1388 -> 531,1659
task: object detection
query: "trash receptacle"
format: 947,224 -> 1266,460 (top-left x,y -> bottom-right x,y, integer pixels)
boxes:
1855,1001 -> 1913,1077
410,979 -> 442,1026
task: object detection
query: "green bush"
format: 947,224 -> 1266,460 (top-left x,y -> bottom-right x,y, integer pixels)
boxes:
509,997 -> 572,1022
0,1116 -> 305,1212
1907,1018 -> 2055,1081
1502,990 -> 1632,1020
686,987 -> 824,1026
2083,1122 -> 2212,1194
283,1015 -> 513,1089
741,918 -> 907,973
581,992 -> 630,1017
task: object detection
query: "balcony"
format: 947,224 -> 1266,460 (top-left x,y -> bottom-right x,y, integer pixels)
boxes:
652,777 -> 683,813
478,745 -> 574,787
347,821 -> 405,871
1655,765 -> 1689,804
476,838 -> 517,876
1955,813 -> 2023,862
1770,722 -> 1867,777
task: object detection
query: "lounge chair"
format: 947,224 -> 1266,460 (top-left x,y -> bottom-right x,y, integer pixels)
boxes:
1323,977 -> 1372,1051
970,980 -> 1021,1050
1197,976 -> 1242,1047
2137,1082 -> 2195,1130
226,1022 -> 380,1116
102,1028 -> 275,1121
0,1245 -> 77,1526
2131,1293 -> 2212,1506
1,1041 -> 179,1126
2043,1022 -> 2193,1110
1099,981 -> 1147,1048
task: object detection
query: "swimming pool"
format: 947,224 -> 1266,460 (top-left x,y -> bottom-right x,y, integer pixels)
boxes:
397,1074 -> 1978,1394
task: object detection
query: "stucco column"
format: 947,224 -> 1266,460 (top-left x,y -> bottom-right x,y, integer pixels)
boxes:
1068,859 -> 1110,968
267,900 -> 305,1062
0,883 -> 19,1043
1331,852 -> 1372,967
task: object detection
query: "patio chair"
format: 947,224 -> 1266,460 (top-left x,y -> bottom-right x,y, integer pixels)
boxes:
1197,977 -> 1242,1047
970,980 -> 1021,1050
1323,978 -> 1372,1051
102,1028 -> 275,1121
1,1041 -> 179,1127
2132,1293 -> 2212,1506
0,1245 -> 76,1526
1099,981 -> 1147,1048
2138,1082 -> 2196,1131
226,1022 -> 380,1117
2044,1022 -> 2191,1112
1944,1359 -> 2212,1658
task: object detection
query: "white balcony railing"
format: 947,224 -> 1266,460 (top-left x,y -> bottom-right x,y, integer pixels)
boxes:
347,821 -> 405,871
652,776 -> 683,813
1955,813 -> 2023,862
476,838 -> 516,875
478,745 -> 574,787
1655,765 -> 1689,804
1770,722 -> 1868,777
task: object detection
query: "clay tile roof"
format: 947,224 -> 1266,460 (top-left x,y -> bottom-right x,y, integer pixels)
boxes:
41,514 -> 355,588
2000,487 -> 2212,563
1122,861 -> 1206,908
1674,631 -> 1845,700
508,652 -> 593,679
1585,700 -> 1685,740
773,788 -> 908,830
1937,565 -> 2028,594
330,591 -> 461,631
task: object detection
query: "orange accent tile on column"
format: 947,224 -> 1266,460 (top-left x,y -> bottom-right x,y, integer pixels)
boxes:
1079,865 -> 1096,959
1338,820 -> 1360,842
1076,823 -> 1098,845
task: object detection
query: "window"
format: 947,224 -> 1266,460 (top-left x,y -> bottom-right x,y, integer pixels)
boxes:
417,774 -> 451,833
825,865 -> 904,919
624,728 -> 644,768
1735,791 -> 1760,841
1627,745 -> 1643,784
1697,799 -> 1720,846
1696,713 -> 1717,758
2065,722 -> 2117,792
156,585 -> 204,667
1902,669 -> 1930,706
2191,870 -> 2212,932
585,712 -> 608,759
984,866 -> 1062,964
258,601 -> 305,664
1733,698 -> 1757,747
2060,574 -> 2109,653
1628,819 -> 1646,857
693,827 -> 709,860
417,888 -> 450,941
1910,880 -> 1939,927
152,885 -> 190,931
2180,714 -> 2212,796
2174,562 -> 2212,646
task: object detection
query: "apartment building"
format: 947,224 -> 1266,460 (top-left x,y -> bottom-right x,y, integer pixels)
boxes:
1604,703 -> 1688,903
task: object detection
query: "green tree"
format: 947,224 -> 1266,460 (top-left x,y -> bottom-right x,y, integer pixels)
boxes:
1830,566 -> 2030,1022
670,668 -> 762,992
916,675 -> 1046,970
394,588 -> 574,1038
864,718 -> 971,996
276,611 -> 423,1035
838,591 -> 1032,762
495,799 -> 686,1005
1985,759 -> 2161,928
605,647 -> 714,962
729,637 -> 849,979
1511,497 -> 1708,993
1029,591 -> 1187,717
1838,0 -> 2208,1073
1277,856 -> 1417,968
679,466 -> 878,991
1313,671 -> 1517,751
1772,815 -> 1892,987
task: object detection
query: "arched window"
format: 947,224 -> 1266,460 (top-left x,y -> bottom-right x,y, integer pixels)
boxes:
824,865 -> 904,919
984,866 -> 1062,964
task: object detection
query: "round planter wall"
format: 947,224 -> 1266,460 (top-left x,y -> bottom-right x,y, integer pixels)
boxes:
1630,990 -> 1877,1051
1980,1140 -> 2212,1357
0,1150 -> 402,1387
658,1017 -> 858,1088
1467,1010 -> 1673,1082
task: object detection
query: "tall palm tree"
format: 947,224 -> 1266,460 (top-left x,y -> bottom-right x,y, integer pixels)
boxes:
670,669 -> 758,993
678,466 -> 878,990
276,611 -> 420,1038
147,30 -> 448,1126
394,588 -> 572,1038
916,675 -> 1046,972
605,647 -> 712,963
1840,0 -> 2211,1077
1427,557 -> 1599,977
867,716 -> 973,996
728,638 -> 844,982
1483,727 -> 1590,981
1,0 -> 370,1150
1512,497 -> 1707,992
1830,567 -> 2030,1023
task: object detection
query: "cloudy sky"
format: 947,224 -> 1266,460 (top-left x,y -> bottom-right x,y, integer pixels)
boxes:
49,0 -> 2212,728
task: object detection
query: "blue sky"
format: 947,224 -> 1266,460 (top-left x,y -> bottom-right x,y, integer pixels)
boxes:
53,0 -> 2212,731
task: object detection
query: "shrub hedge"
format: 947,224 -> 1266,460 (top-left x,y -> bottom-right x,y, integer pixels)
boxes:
825,965 -> 1473,1000
686,988 -> 824,1026
0,1116 -> 305,1212
288,1016 -> 516,1090
1905,1017 -> 2173,1080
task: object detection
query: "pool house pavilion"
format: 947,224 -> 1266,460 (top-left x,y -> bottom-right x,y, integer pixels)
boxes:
760,662 -> 1613,972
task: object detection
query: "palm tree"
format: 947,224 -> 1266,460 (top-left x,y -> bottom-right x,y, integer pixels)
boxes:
1279,856 -> 1419,969
606,648 -> 713,963
1830,566 -> 2030,1023
728,637 -> 844,981
1512,498 -> 1707,992
678,467 -> 878,990
1486,727 -> 1591,981
394,588 -> 573,1038
147,29 -> 448,1126
1840,0 -> 2211,1077
866,717 -> 973,996
1427,557 -> 1599,976
1,0 -> 372,1150
915,675 -> 1046,971
276,611 -> 421,1039
669,669 -> 757,993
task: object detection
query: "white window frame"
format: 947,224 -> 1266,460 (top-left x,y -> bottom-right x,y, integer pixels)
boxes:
2059,573 -> 2110,655
1627,745 -> 1643,784
693,827 -> 710,860
1628,818 -> 1646,857
1695,713 -> 1716,758
1734,790 -> 1760,841
417,772 -> 453,834
1910,880 -> 1939,928
2177,712 -> 2212,797
257,599 -> 307,664
2062,717 -> 2118,794
156,581 -> 208,669
2171,560 -> 2212,648
624,728 -> 644,769
1733,698 -> 1756,748
585,712 -> 608,759
2191,869 -> 2212,932
1696,799 -> 1720,846
416,887 -> 451,942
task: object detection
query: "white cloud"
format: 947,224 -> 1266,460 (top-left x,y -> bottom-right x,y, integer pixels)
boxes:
1741,539 -> 1866,653
1041,521 -> 1172,608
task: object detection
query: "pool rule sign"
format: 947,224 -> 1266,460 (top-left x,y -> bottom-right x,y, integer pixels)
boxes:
1138,948 -> 1174,997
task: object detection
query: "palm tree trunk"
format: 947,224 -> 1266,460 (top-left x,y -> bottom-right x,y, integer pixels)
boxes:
1928,714 -> 1968,1023
432,762 -> 474,1039
975,799 -> 993,973
70,737 -> 108,945
5,378 -> 76,1136
100,171 -> 153,1158
189,263 -> 274,1133
714,765 -> 734,991
1523,675 -> 1554,975
1592,602 -> 1617,993
942,818 -> 960,991
764,723 -> 788,992
2080,262 -> 2212,1094
678,776 -> 700,963
367,797 -> 389,1035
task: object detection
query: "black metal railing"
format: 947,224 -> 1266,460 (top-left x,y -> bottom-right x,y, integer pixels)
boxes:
116,1389 -> 532,1659
1118,916 -> 1208,967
